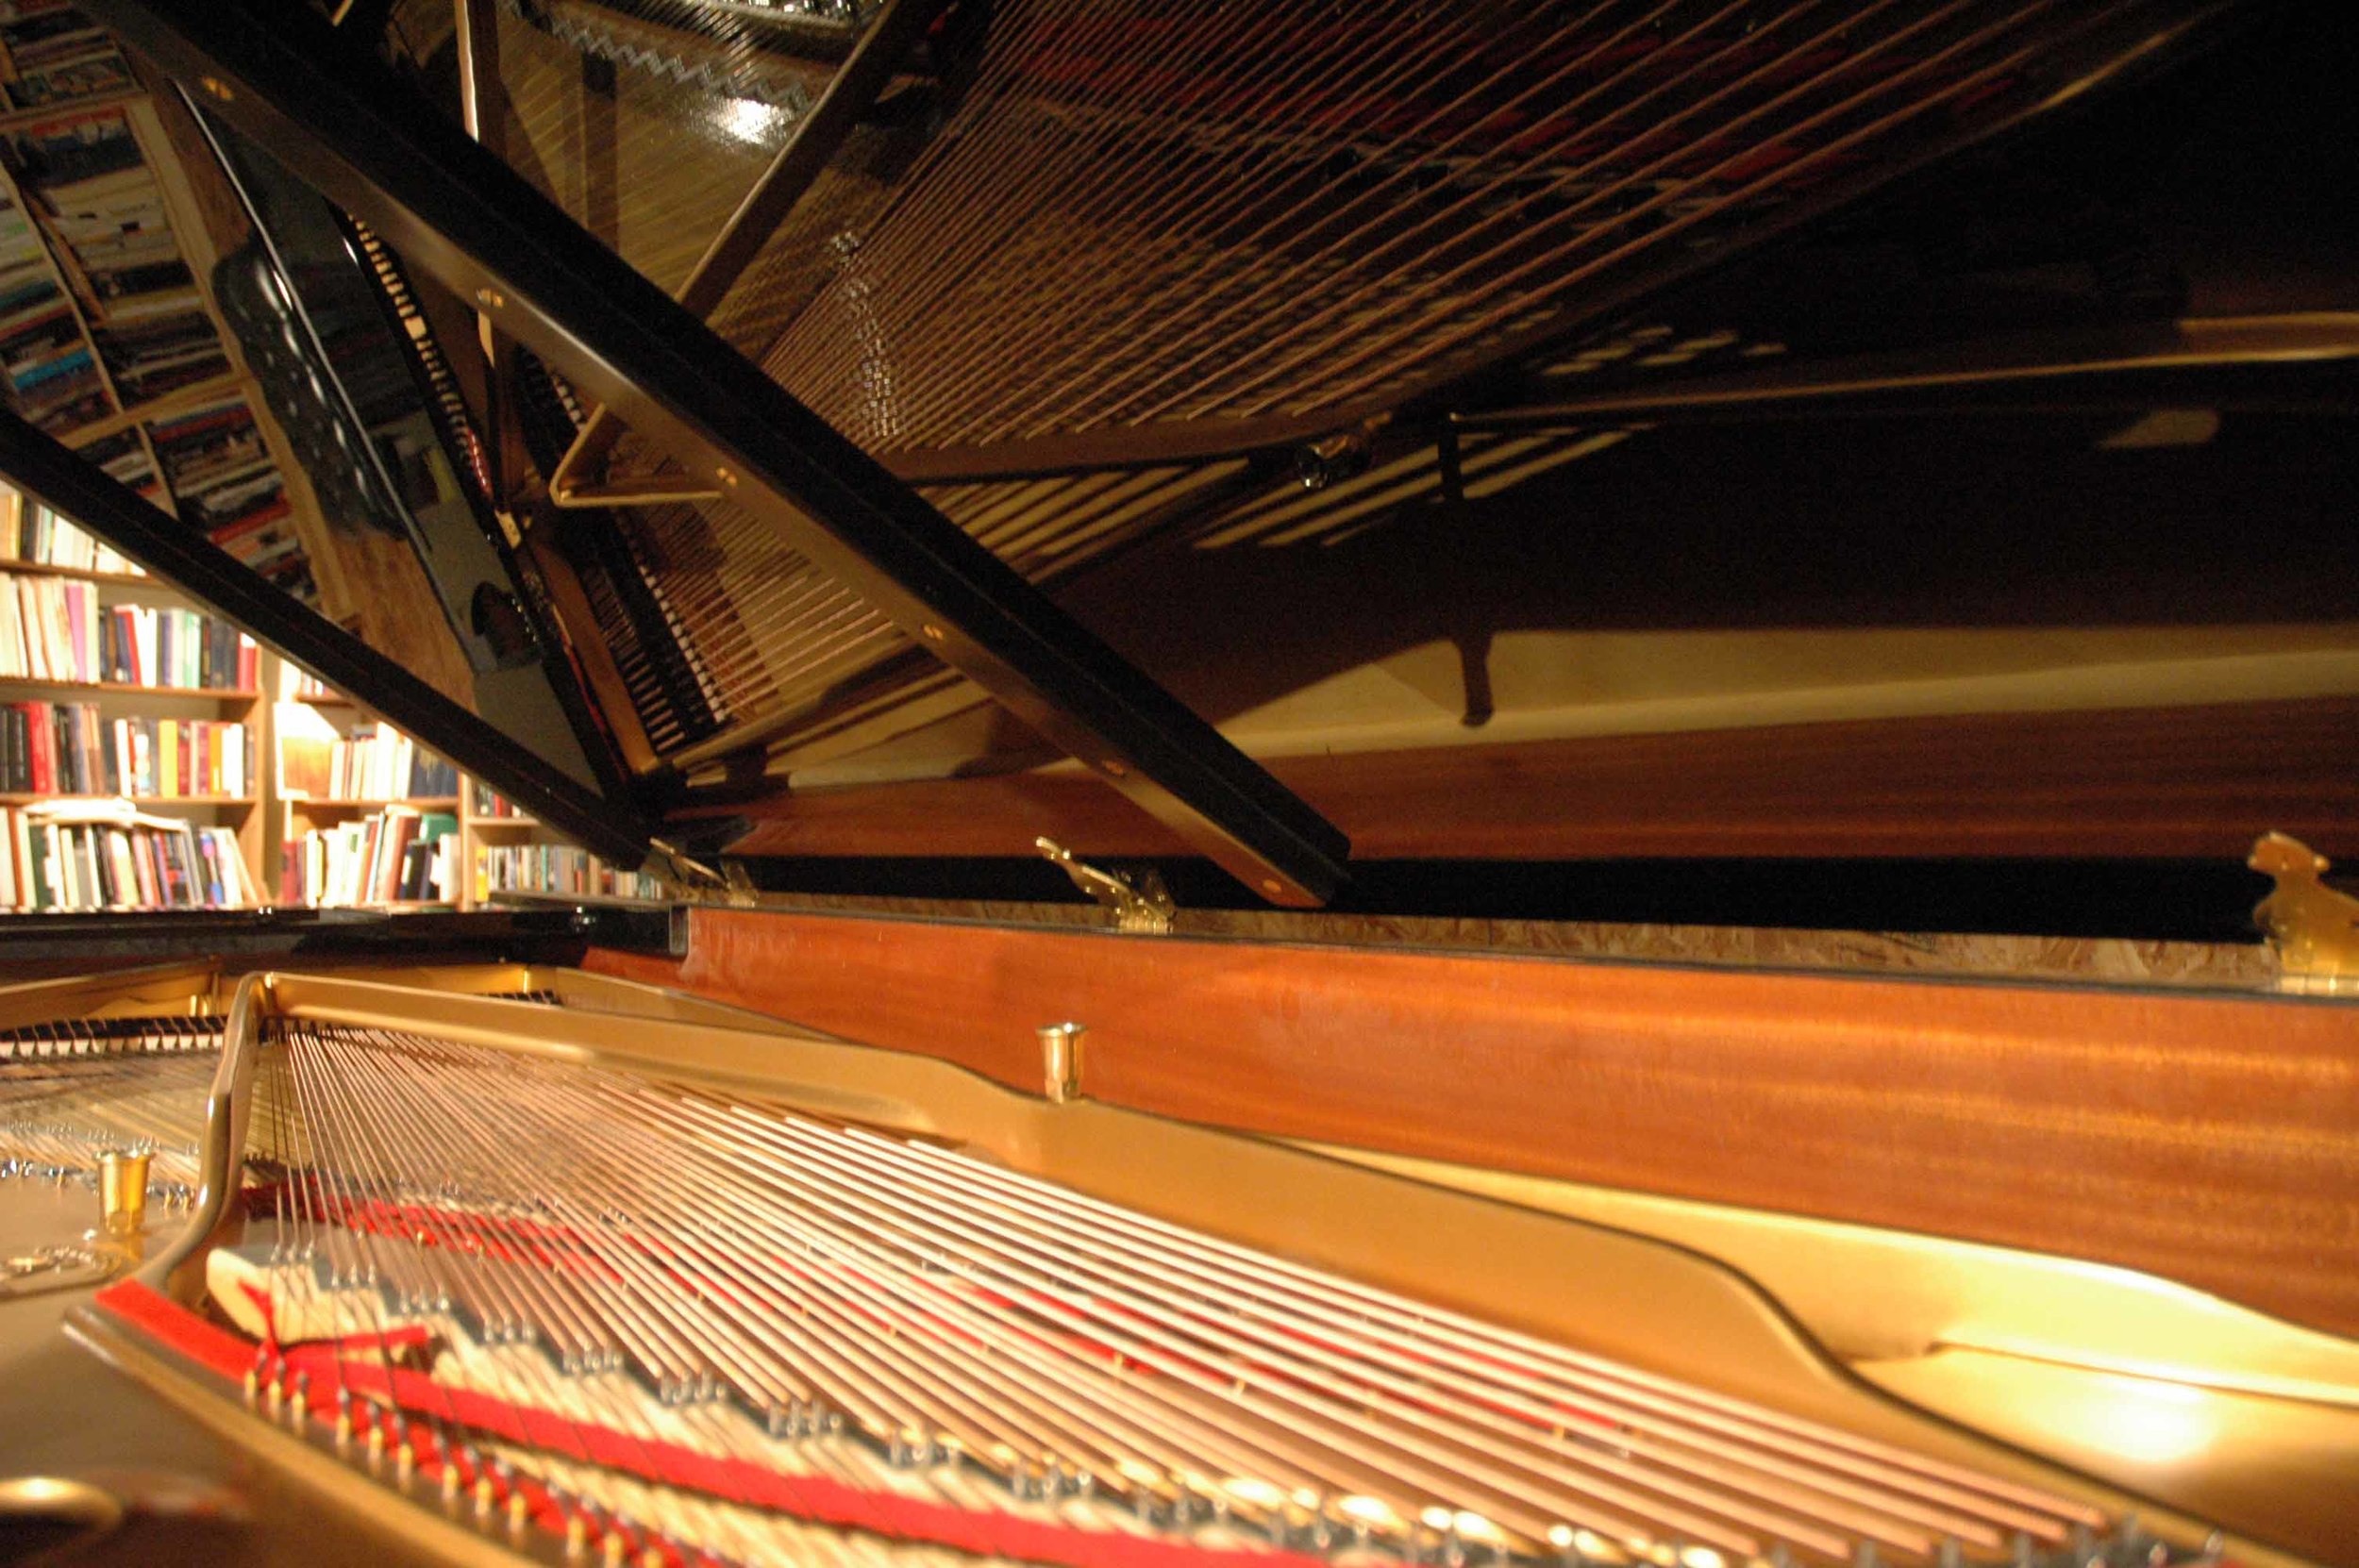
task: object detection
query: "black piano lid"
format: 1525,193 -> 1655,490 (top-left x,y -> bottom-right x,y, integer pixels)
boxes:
8,0 -> 2355,933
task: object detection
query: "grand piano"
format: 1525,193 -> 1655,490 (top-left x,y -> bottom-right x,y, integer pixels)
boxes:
1,1 -> 2354,1564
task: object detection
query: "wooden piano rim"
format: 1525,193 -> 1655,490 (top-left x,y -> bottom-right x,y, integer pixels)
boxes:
581,905 -> 2359,1347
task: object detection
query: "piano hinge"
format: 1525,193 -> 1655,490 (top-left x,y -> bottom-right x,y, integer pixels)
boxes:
1037,837 -> 1175,935
644,838 -> 758,906
2250,832 -> 2359,994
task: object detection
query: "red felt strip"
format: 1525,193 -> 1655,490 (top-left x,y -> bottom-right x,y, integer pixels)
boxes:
92,1280 -> 1330,1568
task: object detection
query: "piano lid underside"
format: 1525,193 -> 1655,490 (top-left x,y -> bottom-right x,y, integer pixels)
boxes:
353,0 -> 2359,858
12,0 -> 2348,901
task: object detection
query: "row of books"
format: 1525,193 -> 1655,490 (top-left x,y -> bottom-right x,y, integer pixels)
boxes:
2,574 -> 258,688
75,425 -> 159,504
284,666 -> 338,700
476,842 -> 663,904
284,805 -> 456,908
146,395 -> 316,605
0,565 -> 91,679
0,4 -> 133,113
0,100 -> 320,602
471,783 -> 529,818
95,307 -> 224,403
2,800 -> 254,912
0,488 -> 141,572
14,107 -> 233,411
2,105 -> 173,428
279,720 -> 458,803
0,181 -> 100,430
1,699 -> 250,795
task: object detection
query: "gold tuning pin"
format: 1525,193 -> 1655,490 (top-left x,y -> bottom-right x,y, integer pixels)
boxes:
1038,1023 -> 1086,1104
2250,832 -> 2359,993
95,1149 -> 151,1239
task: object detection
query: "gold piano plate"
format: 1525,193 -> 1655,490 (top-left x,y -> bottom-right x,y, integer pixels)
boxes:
3,962 -> 2348,1568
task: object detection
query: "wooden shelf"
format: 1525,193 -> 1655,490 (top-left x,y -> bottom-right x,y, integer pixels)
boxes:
42,369 -> 248,453
0,677 -> 259,699
0,89 -> 144,133
282,796 -> 460,810
479,888 -> 666,909
3,901 -> 250,915
469,814 -> 540,828
0,559 -> 152,586
0,792 -> 256,808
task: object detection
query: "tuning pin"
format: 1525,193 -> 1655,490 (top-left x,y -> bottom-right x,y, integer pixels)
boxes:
1416,1505 -> 1457,1565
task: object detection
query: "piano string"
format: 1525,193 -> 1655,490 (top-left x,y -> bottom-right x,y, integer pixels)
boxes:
186,1015 -> 2136,1568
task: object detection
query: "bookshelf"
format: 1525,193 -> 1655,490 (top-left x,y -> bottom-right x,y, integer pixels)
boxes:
274,662 -> 461,908
2,488 -> 266,911
274,665 -> 661,909
0,7 -> 333,613
463,778 -> 661,908
0,4 -> 658,915
1,488 -> 662,915
1,788 -> 252,797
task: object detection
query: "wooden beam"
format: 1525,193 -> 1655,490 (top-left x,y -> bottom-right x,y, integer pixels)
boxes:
588,905 -> 2359,1338
697,693 -> 2359,862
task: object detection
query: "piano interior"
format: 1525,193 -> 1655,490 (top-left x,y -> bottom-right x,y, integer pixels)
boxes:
1,0 -> 2356,1565
3,956 -> 2353,1568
